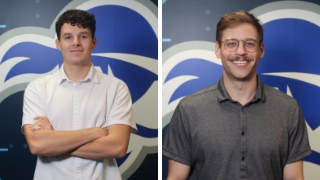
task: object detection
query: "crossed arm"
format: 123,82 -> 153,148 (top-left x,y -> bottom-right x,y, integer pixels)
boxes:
166,159 -> 304,180
23,115 -> 131,159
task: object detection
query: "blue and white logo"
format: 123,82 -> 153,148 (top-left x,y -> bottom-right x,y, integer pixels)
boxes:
163,1 -> 320,179
162,41 -> 221,127
0,0 -> 158,178
254,2 -> 320,177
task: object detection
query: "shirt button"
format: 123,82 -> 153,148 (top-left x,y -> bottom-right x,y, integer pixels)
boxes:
242,156 -> 245,161
241,132 -> 244,136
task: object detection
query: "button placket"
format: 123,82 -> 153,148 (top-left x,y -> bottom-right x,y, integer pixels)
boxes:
73,83 -> 80,130
73,83 -> 81,178
239,106 -> 247,178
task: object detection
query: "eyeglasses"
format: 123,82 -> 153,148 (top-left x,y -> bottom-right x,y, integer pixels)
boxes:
221,39 -> 260,52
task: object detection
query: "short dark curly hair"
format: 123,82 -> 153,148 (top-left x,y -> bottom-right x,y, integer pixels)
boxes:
55,9 -> 96,40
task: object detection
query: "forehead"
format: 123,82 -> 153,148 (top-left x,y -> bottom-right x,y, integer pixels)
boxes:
222,23 -> 258,40
60,23 -> 92,35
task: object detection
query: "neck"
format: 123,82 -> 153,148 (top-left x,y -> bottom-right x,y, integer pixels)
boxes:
223,73 -> 257,106
63,62 -> 91,83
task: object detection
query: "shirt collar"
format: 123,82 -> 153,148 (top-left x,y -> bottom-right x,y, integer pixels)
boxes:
58,63 -> 100,85
217,75 -> 266,103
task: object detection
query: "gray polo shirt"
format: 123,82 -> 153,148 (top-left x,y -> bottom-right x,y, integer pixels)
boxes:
163,76 -> 311,180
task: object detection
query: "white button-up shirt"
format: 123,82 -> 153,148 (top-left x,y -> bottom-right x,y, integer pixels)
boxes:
22,64 -> 137,180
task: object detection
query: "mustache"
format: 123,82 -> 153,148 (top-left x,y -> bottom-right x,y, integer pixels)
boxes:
228,56 -> 251,61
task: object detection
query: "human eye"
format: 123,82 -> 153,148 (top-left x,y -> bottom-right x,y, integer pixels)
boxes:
225,40 -> 237,47
81,35 -> 88,39
64,36 -> 72,40
245,41 -> 256,47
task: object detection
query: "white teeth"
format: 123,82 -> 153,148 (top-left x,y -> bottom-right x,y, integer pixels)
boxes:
233,61 -> 247,65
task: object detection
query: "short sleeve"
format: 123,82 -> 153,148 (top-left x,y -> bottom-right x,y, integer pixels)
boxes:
286,104 -> 312,164
106,81 -> 137,133
162,103 -> 192,166
22,81 -> 46,132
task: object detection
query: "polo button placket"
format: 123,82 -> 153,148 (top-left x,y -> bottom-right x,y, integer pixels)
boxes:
239,106 -> 247,178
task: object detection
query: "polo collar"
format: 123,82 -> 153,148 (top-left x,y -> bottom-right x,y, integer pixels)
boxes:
217,75 -> 266,103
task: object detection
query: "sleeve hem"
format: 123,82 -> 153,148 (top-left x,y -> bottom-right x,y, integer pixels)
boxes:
21,121 -> 33,134
107,122 -> 137,133
162,146 -> 191,166
286,147 -> 312,164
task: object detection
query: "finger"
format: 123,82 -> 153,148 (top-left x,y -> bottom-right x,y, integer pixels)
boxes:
33,126 -> 42,131
38,119 -> 52,128
35,121 -> 42,128
38,121 -> 47,129
41,118 -> 49,123
38,120 -> 47,126
29,123 -> 35,128
38,124 -> 45,130
30,120 -> 38,127
38,121 -> 51,130
33,115 -> 45,120
30,125 -> 41,131
39,122 -> 49,130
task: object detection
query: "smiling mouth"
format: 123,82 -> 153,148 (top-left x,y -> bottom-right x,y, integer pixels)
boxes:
71,50 -> 83,52
232,60 -> 248,65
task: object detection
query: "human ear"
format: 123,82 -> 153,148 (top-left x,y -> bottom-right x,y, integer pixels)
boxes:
215,42 -> 221,59
55,39 -> 61,51
92,38 -> 97,49
259,42 -> 265,59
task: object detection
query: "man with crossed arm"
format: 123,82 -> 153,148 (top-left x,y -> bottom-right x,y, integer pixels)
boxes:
22,9 -> 137,180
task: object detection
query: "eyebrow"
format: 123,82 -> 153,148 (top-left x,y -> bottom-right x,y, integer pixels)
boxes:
226,38 -> 257,41
62,32 -> 90,37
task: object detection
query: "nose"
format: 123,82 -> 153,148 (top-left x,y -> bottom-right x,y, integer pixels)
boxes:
73,36 -> 81,46
235,41 -> 247,55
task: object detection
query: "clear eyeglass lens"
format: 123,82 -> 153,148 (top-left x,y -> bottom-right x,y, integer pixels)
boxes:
224,40 -> 258,52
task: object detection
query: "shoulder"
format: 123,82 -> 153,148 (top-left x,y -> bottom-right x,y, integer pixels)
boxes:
179,83 -> 219,107
95,72 -> 130,97
262,83 -> 299,110
96,71 -> 127,87
26,71 -> 59,91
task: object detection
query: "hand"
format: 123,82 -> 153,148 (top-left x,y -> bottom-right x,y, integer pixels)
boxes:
94,127 -> 109,137
29,115 -> 53,131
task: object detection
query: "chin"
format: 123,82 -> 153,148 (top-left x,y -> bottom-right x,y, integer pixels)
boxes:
234,73 -> 256,81
236,77 -> 251,81
68,59 -> 87,65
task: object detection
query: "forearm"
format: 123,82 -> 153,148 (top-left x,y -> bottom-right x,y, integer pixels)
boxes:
69,125 -> 131,159
283,160 -> 304,180
69,136 -> 126,159
167,159 -> 190,180
24,125 -> 105,156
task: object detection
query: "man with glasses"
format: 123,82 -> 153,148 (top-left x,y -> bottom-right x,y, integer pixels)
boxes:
163,10 -> 311,180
